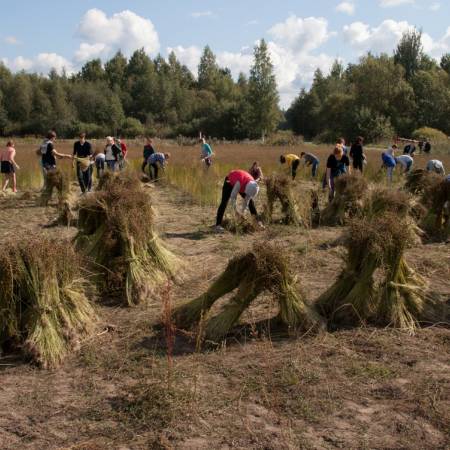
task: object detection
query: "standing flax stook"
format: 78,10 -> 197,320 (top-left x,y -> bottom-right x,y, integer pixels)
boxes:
73,133 -> 93,193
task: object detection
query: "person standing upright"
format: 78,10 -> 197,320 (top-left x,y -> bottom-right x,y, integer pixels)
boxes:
104,136 -> 121,172
1,140 -> 20,192
142,137 -> 155,173
73,133 -> 93,193
350,136 -> 365,173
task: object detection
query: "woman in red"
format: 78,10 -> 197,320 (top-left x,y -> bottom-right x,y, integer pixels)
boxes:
215,169 -> 260,231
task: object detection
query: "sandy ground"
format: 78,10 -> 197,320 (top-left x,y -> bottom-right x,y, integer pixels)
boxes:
0,181 -> 449,450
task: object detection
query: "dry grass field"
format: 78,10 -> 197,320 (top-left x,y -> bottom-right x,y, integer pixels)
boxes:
0,139 -> 449,449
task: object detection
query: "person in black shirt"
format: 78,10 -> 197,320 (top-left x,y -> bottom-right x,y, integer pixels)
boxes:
73,132 -> 93,193
142,137 -> 155,173
423,139 -> 431,154
349,136 -> 365,172
325,145 -> 350,201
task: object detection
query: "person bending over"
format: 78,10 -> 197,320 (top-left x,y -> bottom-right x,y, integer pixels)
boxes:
215,169 -> 260,232
325,145 -> 350,200
381,145 -> 397,184
395,154 -> 414,174
148,152 -> 170,180
142,137 -> 155,173
300,152 -> 319,178
280,153 -> 300,180
426,159 -> 445,175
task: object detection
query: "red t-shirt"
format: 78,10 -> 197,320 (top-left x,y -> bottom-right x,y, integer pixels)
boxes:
120,142 -> 127,158
228,170 -> 254,193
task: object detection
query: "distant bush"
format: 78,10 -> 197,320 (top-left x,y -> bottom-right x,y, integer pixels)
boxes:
411,127 -> 448,143
120,117 -> 144,138
265,130 -> 303,146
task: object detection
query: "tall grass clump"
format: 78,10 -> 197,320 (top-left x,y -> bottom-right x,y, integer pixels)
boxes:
173,242 -> 324,342
75,172 -> 178,306
320,173 -> 368,226
0,238 -> 96,368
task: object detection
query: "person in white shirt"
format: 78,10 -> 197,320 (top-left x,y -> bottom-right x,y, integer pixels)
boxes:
395,154 -> 414,174
426,159 -> 445,175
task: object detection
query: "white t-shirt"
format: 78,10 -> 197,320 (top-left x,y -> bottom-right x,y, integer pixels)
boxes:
426,160 -> 445,174
105,145 -> 114,161
396,155 -> 413,168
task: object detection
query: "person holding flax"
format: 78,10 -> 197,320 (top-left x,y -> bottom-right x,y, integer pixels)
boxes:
280,153 -> 301,180
325,145 -> 350,200
1,140 -> 20,193
73,133 -> 93,193
215,169 -> 260,232
147,152 -> 170,181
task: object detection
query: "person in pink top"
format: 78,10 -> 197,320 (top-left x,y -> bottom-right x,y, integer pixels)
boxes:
1,140 -> 20,193
215,169 -> 260,231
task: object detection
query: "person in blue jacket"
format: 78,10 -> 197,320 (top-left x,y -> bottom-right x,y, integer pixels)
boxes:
381,144 -> 397,184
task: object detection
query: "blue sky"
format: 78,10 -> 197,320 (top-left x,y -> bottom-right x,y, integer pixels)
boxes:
2,0 -> 450,106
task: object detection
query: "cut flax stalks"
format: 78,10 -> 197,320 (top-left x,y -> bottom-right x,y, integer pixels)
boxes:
0,238 -> 96,368
404,169 -> 442,196
263,174 -> 305,226
421,179 -> 450,241
40,168 -> 69,207
173,242 -> 324,342
221,216 -> 258,234
75,172 -> 177,306
316,213 -> 447,331
320,174 -> 368,226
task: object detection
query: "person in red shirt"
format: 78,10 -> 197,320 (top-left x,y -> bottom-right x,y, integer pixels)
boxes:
215,169 -> 260,231
119,137 -> 128,159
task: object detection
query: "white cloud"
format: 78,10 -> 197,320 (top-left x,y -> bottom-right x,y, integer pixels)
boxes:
166,45 -> 202,74
336,2 -> 355,15
4,36 -> 20,45
379,0 -> 414,7
430,2 -> 441,11
2,53 -> 73,74
76,8 -> 159,61
190,11 -> 214,18
268,15 -> 331,53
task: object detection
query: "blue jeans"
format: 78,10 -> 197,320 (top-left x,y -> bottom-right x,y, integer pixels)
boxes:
106,160 -> 116,171
311,161 -> 319,177
76,162 -> 93,193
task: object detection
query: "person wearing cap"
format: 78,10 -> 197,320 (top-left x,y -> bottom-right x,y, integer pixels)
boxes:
280,154 -> 301,180
215,169 -> 260,232
426,159 -> 445,175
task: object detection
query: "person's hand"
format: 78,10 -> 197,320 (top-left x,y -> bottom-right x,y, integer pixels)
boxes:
257,221 -> 265,230
15,165 -> 20,170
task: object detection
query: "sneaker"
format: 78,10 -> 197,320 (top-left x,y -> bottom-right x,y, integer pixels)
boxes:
214,225 -> 226,234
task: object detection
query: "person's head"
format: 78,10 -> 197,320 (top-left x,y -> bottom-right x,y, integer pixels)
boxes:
300,152 -> 306,158
392,144 -> 398,150
201,137 -> 206,144
251,161 -> 259,169
333,145 -> 344,160
280,155 -> 286,164
146,136 -> 153,145
356,136 -> 364,144
106,136 -> 114,145
6,140 -> 14,148
245,180 -> 259,200
79,132 -> 86,142
164,152 -> 171,160
337,137 -> 345,146
47,130 -> 56,141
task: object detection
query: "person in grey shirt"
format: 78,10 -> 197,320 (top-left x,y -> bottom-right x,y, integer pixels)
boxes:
426,159 -> 445,175
300,152 -> 320,177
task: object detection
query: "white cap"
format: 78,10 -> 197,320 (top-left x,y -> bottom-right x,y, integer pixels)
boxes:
245,180 -> 259,200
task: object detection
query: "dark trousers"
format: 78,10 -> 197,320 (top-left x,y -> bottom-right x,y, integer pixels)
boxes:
216,177 -> 257,226
77,162 -> 93,193
353,158 -> 363,172
142,159 -> 147,173
96,159 -> 104,178
291,159 -> 300,179
149,163 -> 159,180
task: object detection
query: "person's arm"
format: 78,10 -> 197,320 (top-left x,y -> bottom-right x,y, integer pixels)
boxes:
52,148 -> 72,159
230,182 -> 241,211
73,142 -> 77,157
11,149 -> 20,169
326,168 -> 332,189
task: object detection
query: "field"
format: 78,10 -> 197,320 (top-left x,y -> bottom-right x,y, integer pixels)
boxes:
0,139 -> 449,449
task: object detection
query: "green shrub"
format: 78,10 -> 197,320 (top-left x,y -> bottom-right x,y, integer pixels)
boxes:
266,130 -> 303,146
411,127 -> 448,143
120,117 -> 145,138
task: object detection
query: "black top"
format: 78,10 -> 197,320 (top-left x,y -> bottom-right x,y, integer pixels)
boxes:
143,144 -> 155,159
326,154 -> 350,178
424,142 -> 431,153
350,143 -> 363,161
73,141 -> 93,158
42,142 -> 56,167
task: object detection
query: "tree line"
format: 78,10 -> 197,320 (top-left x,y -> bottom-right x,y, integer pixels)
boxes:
0,30 -> 449,143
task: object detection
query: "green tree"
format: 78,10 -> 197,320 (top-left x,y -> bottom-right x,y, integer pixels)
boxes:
394,29 -> 424,81
80,59 -> 105,82
198,46 -> 219,91
105,51 -> 127,89
246,39 -> 280,140
440,53 -> 450,75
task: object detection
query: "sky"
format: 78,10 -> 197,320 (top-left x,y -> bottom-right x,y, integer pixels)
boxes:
1,0 -> 450,107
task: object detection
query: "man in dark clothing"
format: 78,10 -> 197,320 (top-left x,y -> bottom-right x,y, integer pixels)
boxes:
349,136 -> 365,172
73,133 -> 93,193
142,137 -> 155,173
424,140 -> 431,154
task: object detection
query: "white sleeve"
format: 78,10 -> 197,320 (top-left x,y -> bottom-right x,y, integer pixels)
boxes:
230,182 -> 240,209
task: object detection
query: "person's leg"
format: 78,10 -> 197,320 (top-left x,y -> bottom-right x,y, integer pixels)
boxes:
292,160 -> 300,180
329,176 -> 335,202
247,198 -> 257,216
76,162 -> 86,193
312,161 -> 318,177
387,166 -> 393,183
12,173 -> 17,192
142,159 -> 147,173
2,174 -> 8,190
153,163 -> 159,180
86,165 -> 93,191
216,178 -> 232,226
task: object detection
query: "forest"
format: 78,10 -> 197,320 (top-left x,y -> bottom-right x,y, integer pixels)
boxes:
0,30 -> 449,143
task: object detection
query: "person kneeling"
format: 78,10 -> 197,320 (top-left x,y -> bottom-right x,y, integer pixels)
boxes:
215,170 -> 260,232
